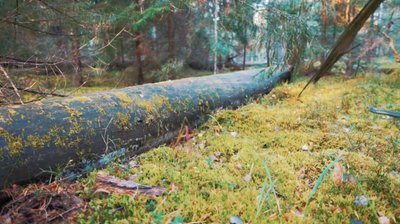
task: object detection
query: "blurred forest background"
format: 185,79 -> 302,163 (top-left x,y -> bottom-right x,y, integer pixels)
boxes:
0,0 -> 399,104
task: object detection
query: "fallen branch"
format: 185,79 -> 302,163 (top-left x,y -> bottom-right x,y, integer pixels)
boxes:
299,0 -> 385,96
0,65 -> 23,104
0,85 -> 67,97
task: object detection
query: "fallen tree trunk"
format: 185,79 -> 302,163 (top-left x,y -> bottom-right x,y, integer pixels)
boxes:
0,69 -> 290,187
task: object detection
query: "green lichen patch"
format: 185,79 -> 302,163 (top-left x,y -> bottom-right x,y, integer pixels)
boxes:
0,128 -> 24,157
113,112 -> 132,130
114,92 -> 134,108
26,134 -> 51,149
65,96 -> 92,104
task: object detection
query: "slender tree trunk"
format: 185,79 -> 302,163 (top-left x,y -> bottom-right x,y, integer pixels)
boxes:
167,9 -> 176,79
134,0 -> 145,85
266,40 -> 272,67
345,2 -> 355,79
242,24 -> 247,70
320,0 -> 328,60
14,0 -> 18,41
135,32 -> 144,85
213,0 -> 219,74
167,9 -> 176,62
72,28 -> 83,86
71,0 -> 83,86
365,14 -> 375,62
120,40 -> 125,66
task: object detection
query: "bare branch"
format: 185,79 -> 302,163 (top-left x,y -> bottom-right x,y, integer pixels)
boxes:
0,65 -> 24,104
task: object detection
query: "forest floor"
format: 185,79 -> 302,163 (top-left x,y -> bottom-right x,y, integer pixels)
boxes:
74,71 -> 399,223
1,70 -> 399,223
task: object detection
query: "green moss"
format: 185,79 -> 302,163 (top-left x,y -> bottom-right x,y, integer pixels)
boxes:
114,92 -> 134,108
26,134 -> 51,149
114,112 -> 131,130
97,108 -> 107,115
65,96 -> 92,103
135,98 -> 157,114
0,128 -> 24,157
7,109 -> 17,117
65,106 -> 83,117
75,72 -> 398,223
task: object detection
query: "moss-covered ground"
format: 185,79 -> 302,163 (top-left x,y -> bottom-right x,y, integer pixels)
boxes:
76,71 -> 399,223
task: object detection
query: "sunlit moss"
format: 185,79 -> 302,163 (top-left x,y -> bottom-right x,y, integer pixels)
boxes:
0,128 -> 24,157
114,92 -> 134,108
26,134 -> 51,149
114,112 -> 131,130
65,96 -> 92,103
81,71 -> 399,223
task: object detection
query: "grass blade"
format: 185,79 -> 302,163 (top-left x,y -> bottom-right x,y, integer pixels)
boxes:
307,156 -> 343,204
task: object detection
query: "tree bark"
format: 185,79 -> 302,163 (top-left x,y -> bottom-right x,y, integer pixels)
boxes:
320,0 -> 328,61
242,25 -> 247,70
0,69 -> 291,187
167,10 -> 176,62
72,33 -> 83,86
135,32 -> 144,85
213,0 -> 219,75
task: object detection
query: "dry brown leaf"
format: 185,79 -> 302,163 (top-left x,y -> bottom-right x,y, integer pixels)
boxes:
332,163 -> 344,186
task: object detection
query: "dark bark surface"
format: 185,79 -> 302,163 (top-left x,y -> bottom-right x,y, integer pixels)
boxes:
0,69 -> 291,187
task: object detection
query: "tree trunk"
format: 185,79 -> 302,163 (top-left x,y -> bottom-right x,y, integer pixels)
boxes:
266,40 -> 272,67
213,0 -> 219,75
320,0 -> 328,61
72,33 -> 83,86
167,10 -> 176,79
242,25 -> 247,70
14,0 -> 18,41
167,10 -> 176,61
71,0 -> 83,86
0,69 -> 291,187
120,40 -> 125,66
135,32 -> 144,85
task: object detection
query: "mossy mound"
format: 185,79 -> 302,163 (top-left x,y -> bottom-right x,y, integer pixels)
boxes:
80,72 -> 399,223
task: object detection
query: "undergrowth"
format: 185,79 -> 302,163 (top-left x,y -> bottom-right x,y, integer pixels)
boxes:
79,72 -> 399,223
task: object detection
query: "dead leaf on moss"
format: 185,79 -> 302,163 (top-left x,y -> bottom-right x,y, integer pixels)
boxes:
332,163 -> 344,186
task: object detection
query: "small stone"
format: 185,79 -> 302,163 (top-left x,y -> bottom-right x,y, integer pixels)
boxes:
298,168 -> 305,179
243,174 -> 252,183
302,144 -> 309,151
214,151 -> 222,157
372,125 -> 383,130
128,160 -> 138,168
198,141 -> 206,149
229,215 -> 243,224
389,170 -> 399,178
230,132 -> 238,137
344,127 -> 350,133
378,216 -> 390,224
350,218 -> 363,224
235,163 -> 243,170
355,195 -> 369,207
208,155 -> 216,161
